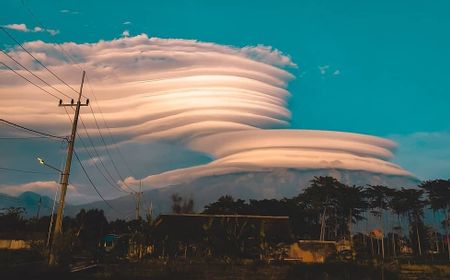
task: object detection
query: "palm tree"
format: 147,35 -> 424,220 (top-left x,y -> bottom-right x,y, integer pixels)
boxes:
336,185 -> 368,244
398,188 -> 427,256
365,185 -> 393,259
419,179 -> 450,259
301,176 -> 342,241
388,189 -> 409,258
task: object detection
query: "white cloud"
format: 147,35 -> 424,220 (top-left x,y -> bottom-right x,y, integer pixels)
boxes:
3,23 -> 28,32
318,65 -> 330,75
123,21 -> 132,25
0,35 -> 413,194
2,23 -> 59,36
0,181 -> 94,204
333,69 -> 340,75
142,129 -> 413,188
60,9 -> 78,15
122,30 -> 130,37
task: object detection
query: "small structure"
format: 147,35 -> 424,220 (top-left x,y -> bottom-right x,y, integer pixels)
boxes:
0,232 -> 45,250
287,240 -> 337,263
100,233 -> 120,252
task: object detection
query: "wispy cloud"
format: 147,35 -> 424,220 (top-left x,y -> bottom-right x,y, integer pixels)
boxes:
123,21 -> 132,25
2,23 -> 59,36
2,23 -> 28,32
318,65 -> 330,75
60,9 -> 79,15
318,65 -> 340,76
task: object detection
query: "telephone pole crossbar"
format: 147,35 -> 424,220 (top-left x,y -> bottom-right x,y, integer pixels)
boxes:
48,71 -> 89,266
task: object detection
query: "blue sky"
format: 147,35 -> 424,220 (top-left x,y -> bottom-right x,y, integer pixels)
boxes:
1,0 -> 449,189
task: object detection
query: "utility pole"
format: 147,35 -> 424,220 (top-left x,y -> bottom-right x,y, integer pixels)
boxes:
48,71 -> 89,266
36,196 -> 42,220
134,181 -> 143,220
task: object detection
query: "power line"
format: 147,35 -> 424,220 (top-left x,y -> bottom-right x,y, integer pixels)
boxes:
0,136 -> 55,140
0,166 -> 57,175
18,1 -> 91,99
85,74 -> 137,179
86,104 -> 136,192
1,49 -> 72,99
78,116 -> 131,193
62,107 -> 128,194
0,118 -> 67,140
8,2 -> 136,191
73,150 -> 121,214
2,6 -> 136,197
1,26 -> 79,95
0,61 -> 60,100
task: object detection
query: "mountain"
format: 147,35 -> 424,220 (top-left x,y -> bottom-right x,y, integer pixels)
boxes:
0,191 -> 57,218
71,168 -> 420,220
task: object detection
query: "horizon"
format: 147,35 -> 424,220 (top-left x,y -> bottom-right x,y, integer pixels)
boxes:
0,0 -> 449,205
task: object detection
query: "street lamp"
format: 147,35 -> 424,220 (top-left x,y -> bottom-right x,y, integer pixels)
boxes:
37,157 -> 63,174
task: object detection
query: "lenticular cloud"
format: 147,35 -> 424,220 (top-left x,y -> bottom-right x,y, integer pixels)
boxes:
0,34 -> 413,189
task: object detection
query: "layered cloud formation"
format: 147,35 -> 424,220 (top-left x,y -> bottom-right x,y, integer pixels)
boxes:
1,35 -> 294,141
0,34 -> 414,195
137,130 -> 413,188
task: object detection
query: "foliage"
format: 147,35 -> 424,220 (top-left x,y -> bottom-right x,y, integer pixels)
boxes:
171,193 -> 194,214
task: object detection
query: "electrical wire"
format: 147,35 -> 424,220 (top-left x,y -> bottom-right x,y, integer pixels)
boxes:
73,150 -> 122,214
6,2 -> 138,194
85,104 -> 136,192
0,118 -> 67,140
62,107 -> 128,194
84,74 -> 137,178
0,61 -> 60,100
0,166 -> 57,175
0,136 -> 56,140
1,49 -> 72,99
78,118 -> 131,193
1,26 -> 79,95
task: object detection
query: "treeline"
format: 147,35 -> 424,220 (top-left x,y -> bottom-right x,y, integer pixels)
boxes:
202,177 -> 450,259
0,176 -> 449,261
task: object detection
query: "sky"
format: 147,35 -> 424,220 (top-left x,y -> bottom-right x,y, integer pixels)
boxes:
0,0 -> 449,203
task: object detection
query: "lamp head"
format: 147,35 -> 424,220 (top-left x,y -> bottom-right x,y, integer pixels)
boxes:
37,157 -> 45,165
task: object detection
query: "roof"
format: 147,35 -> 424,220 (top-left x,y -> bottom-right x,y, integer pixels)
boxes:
158,213 -> 289,220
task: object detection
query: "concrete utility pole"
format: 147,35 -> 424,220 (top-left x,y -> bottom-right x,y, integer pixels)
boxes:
48,71 -> 89,266
134,181 -> 144,220
36,196 -> 42,220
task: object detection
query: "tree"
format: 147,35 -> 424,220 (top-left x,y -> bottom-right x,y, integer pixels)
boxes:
203,195 -> 247,214
388,189 -> 410,258
398,188 -> 427,256
419,179 -> 450,259
171,193 -> 194,214
300,176 -> 342,241
336,185 -> 368,243
0,207 -> 27,231
365,185 -> 393,259
73,209 -> 109,255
